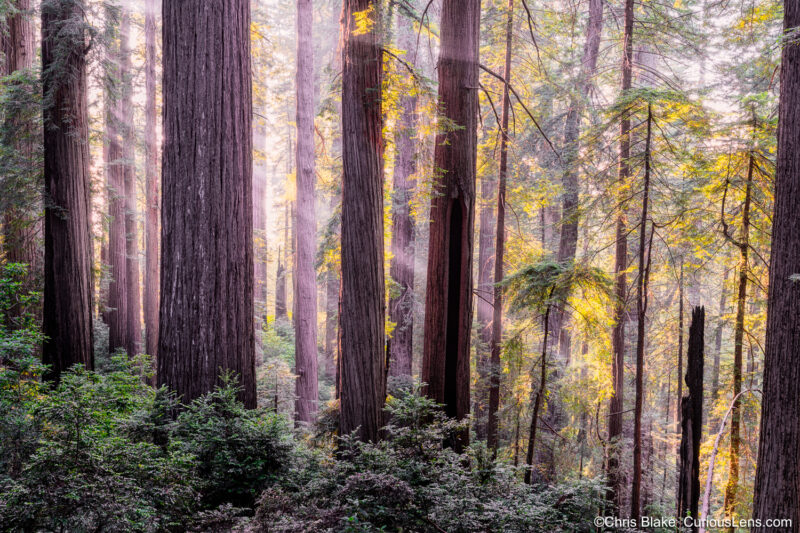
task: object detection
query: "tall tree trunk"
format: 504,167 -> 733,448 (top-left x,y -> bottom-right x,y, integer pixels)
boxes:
106,23 -> 128,355
475,169 -> 495,439
387,0 -> 418,379
752,2 -> 800,527
294,0 -> 318,424
606,0 -> 634,512
275,203 -> 289,321
678,306 -> 704,528
41,0 -> 94,381
121,11 -> 141,357
158,0 -> 255,408
339,0 -> 386,442
723,148 -> 754,523
144,0 -> 159,361
676,261 -> 684,422
2,0 -> 41,316
421,0 -> 480,452
486,0 -> 513,453
630,103 -> 653,520
554,0 -> 603,358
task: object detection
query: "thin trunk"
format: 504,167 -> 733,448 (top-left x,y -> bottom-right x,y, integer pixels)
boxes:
723,150 -> 754,523
158,0 -> 255,408
486,0 -> 512,453
144,0 -> 159,361
387,0 -> 418,378
525,301 -> 552,485
712,270 -> 728,403
275,204 -> 288,321
41,0 -> 94,380
676,261 -> 684,422
294,0 -> 318,424
339,0 -> 386,442
421,0 -> 481,452
324,263 -> 338,380
121,11 -> 141,357
752,1 -> 800,527
606,0 -> 634,512
630,103 -> 653,520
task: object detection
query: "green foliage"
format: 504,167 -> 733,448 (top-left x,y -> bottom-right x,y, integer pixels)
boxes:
172,373 -> 294,509
253,385 -> 605,532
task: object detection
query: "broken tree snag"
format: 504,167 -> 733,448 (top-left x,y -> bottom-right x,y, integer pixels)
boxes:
678,306 -> 705,526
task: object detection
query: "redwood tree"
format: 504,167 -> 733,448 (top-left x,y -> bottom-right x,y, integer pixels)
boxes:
294,0 -> 319,424
421,0 -> 481,450
339,0 -> 386,442
41,0 -> 94,380
752,2 -> 800,529
158,0 -> 256,408
143,0 -> 159,360
387,0 -> 418,379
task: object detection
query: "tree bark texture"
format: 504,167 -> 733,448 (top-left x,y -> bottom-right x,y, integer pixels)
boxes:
41,0 -> 95,381
294,0 -> 319,424
121,11 -> 141,357
387,0 -> 418,379
486,0 -> 512,453
606,0 -> 634,512
144,0 -> 159,361
421,0 -> 481,451
752,4 -> 800,530
158,0 -> 256,408
339,0 -> 386,442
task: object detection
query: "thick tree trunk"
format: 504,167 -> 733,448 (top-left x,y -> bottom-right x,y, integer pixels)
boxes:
630,104 -> 653,520
294,0 -> 318,424
421,0 -> 480,452
752,3 -> 800,528
158,0 -> 255,408
723,150 -> 753,523
678,306 -> 704,528
2,0 -> 41,313
144,0 -> 159,361
486,0 -> 513,453
339,0 -> 386,442
41,0 -> 94,381
121,11 -> 141,357
606,0 -> 634,512
387,0 -> 418,379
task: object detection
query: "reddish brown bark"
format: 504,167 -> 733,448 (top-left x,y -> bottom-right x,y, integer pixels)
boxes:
752,5 -> 800,527
486,0 -> 513,453
105,24 -> 128,355
421,0 -> 480,451
606,0 -> 634,512
2,0 -> 41,302
121,11 -> 141,357
158,0 -> 256,408
339,0 -> 386,442
387,1 -> 418,379
324,263 -> 338,380
41,0 -> 94,380
144,0 -> 159,361
294,0 -> 318,424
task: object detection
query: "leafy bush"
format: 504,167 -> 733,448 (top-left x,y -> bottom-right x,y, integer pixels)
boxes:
253,385 -> 605,532
172,374 -> 294,510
